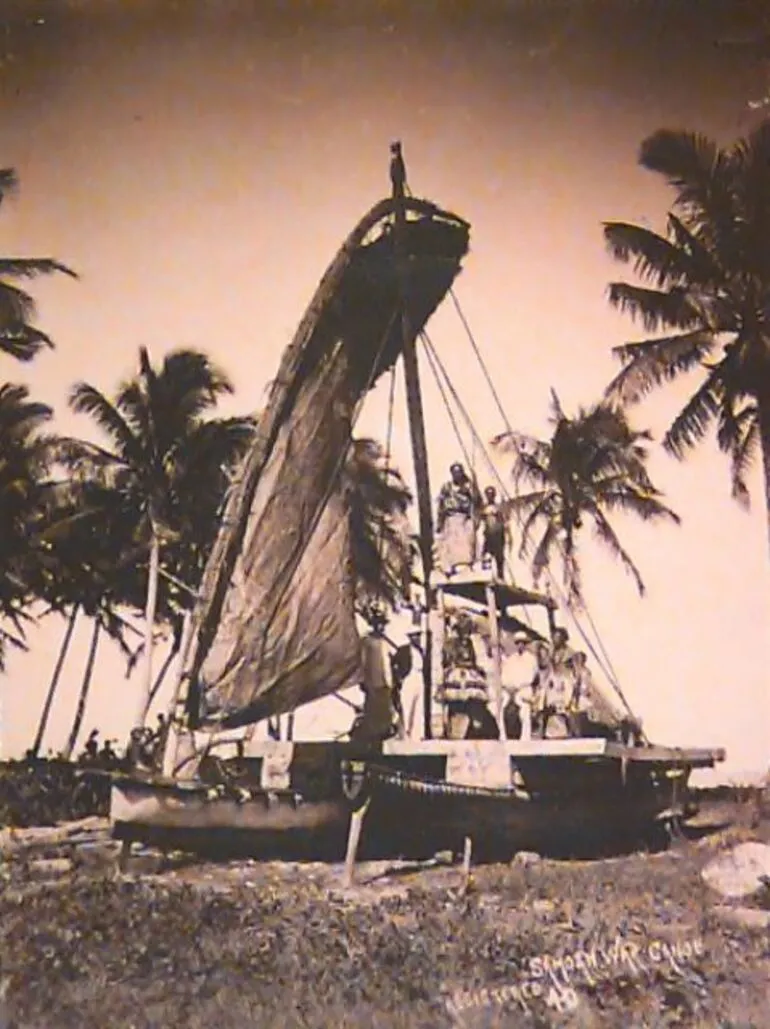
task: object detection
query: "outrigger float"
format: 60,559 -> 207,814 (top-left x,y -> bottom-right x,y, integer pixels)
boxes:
108,145 -> 724,872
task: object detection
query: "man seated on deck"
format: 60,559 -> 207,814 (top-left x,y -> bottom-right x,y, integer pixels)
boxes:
438,610 -> 499,740
501,630 -> 538,739
436,462 -> 481,575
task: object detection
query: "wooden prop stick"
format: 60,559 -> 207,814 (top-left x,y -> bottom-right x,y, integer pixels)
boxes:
342,797 -> 372,888
485,582 -> 506,740
460,835 -> 473,893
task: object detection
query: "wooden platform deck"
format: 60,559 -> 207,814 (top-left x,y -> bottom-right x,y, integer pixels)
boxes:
221,737 -> 725,769
432,567 -> 556,610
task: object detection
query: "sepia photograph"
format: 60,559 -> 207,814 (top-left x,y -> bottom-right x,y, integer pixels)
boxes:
0,0 -> 769,1025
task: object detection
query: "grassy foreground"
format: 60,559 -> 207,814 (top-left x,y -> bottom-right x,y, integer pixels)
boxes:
1,800 -> 769,1028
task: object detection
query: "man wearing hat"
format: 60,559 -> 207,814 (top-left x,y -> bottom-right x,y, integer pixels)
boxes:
501,630 -> 538,739
436,461 -> 481,574
353,606 -> 400,741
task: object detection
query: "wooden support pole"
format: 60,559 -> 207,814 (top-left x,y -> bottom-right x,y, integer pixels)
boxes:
485,583 -> 506,740
342,797 -> 371,888
432,587 -> 447,739
391,141 -> 435,740
161,610 -> 195,779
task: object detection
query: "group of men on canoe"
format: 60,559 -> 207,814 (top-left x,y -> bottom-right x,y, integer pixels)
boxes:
354,461 -> 642,745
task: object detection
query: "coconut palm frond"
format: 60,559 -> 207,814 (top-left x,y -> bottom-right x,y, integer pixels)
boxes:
606,124 -> 770,525
68,383 -> 145,469
496,395 -> 677,604
0,257 -> 77,280
716,400 -> 759,508
595,484 -> 681,524
603,221 -> 699,289
666,213 -> 725,285
0,169 -> 76,363
606,282 -> 702,333
343,436 -> 413,606
590,507 -> 646,597
531,519 -> 558,583
515,492 -> 555,558
0,323 -> 57,363
638,129 -> 735,236
663,372 -> 723,459
159,349 -> 235,416
605,330 -> 715,406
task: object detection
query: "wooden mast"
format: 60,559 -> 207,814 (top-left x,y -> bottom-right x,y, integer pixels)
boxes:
391,141 -> 435,739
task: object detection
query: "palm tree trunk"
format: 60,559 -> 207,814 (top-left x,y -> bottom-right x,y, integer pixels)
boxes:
31,605 -> 79,757
136,526 -> 160,729
62,618 -> 101,760
758,396 -> 770,559
146,633 -> 180,711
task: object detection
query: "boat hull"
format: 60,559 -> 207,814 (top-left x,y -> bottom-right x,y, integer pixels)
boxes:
109,738 -> 720,859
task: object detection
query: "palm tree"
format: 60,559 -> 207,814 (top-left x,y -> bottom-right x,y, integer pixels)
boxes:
28,484 -> 141,757
493,393 -> 680,606
602,120 -> 770,554
30,604 -> 79,757
0,383 -> 56,665
56,347 -> 254,728
344,436 -> 413,609
0,168 -> 76,362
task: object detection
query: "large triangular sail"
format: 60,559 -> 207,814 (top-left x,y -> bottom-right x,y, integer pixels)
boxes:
182,196 -> 470,729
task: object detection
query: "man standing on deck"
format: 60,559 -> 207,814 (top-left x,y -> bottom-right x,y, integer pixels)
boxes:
352,607 -> 405,742
436,462 -> 481,574
480,485 -> 509,579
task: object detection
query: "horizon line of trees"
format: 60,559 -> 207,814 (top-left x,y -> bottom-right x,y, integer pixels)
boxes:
3,117 -> 770,758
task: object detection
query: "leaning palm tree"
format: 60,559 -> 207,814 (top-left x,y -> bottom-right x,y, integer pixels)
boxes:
493,393 -> 680,606
0,383 -> 56,665
0,168 -> 76,362
603,120 -> 770,554
28,487 -> 141,757
57,347 -> 255,729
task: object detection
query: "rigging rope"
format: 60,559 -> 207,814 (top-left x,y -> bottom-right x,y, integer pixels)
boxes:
446,286 -> 629,704
420,328 -> 639,710
421,334 -> 533,630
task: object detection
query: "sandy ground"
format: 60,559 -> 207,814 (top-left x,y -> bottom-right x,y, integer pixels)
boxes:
1,798 -> 769,1028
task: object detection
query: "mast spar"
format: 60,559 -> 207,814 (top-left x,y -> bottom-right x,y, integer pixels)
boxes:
390,141 -> 435,739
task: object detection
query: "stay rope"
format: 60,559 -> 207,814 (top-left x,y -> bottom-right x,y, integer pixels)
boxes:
447,286 -> 624,693
421,333 -> 533,631
419,324 -> 636,719
447,288 -> 630,692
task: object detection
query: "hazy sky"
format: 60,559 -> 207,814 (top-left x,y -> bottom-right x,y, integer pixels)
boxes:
1,0 -> 768,782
